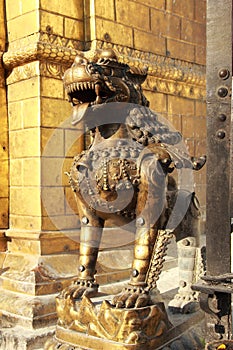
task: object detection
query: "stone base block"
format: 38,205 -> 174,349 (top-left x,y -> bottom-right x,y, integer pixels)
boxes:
0,325 -> 55,350
0,290 -> 58,329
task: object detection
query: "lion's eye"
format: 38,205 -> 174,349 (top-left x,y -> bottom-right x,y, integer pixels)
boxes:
103,68 -> 112,76
87,64 -> 96,74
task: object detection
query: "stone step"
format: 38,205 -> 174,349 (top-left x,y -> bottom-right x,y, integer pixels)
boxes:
96,235 -> 178,287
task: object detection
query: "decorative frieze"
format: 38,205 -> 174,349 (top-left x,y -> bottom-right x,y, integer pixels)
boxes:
3,32 -> 83,69
40,61 -> 69,79
3,33 -> 206,100
143,75 -> 206,100
6,60 -> 39,85
94,40 -> 206,100
6,61 -> 69,84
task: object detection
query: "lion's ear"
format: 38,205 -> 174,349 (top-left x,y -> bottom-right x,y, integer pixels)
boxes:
126,66 -> 148,85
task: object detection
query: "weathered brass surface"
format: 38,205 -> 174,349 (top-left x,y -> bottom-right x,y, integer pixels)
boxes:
46,49 -> 206,349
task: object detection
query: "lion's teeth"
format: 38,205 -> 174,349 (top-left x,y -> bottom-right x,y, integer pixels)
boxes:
68,81 -> 95,93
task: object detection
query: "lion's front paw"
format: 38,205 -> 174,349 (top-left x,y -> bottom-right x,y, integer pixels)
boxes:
168,285 -> 199,314
60,279 -> 98,300
112,286 -> 152,308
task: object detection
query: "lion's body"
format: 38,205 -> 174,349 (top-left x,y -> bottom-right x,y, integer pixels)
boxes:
63,49 -> 205,312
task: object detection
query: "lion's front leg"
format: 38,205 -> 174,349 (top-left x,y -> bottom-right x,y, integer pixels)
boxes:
112,225 -> 160,308
112,157 -> 168,309
61,203 -> 104,300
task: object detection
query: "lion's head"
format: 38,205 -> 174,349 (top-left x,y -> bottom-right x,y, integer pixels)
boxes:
63,49 -> 149,125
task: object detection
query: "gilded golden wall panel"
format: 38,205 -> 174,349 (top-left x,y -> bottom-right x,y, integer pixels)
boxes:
40,0 -> 84,20
115,0 -> 150,31
41,77 -> 64,99
40,10 -> 64,37
94,0 -> 115,20
0,160 -> 8,197
143,76 -> 205,100
5,0 -> 39,21
41,97 -> 72,127
7,10 -> 39,42
9,215 -> 42,231
136,0 -> 165,8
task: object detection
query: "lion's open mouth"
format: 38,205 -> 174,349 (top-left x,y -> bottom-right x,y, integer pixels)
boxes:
67,81 -> 98,105
66,80 -> 114,125
67,80 -> 114,106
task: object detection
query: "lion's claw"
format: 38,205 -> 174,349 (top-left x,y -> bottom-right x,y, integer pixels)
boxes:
125,293 -> 138,308
60,279 -> 98,300
112,286 -> 152,308
135,294 -> 150,308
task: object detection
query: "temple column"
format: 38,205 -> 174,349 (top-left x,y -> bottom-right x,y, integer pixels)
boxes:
0,0 -> 9,269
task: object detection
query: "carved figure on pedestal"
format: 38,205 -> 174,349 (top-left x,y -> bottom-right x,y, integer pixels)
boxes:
46,49 -> 206,349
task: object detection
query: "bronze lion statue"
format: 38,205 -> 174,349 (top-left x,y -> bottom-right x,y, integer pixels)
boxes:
62,48 -> 206,313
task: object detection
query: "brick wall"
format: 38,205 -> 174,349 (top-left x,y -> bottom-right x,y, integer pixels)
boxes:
5,0 -> 85,232
1,0 -> 207,233
87,0 -> 206,64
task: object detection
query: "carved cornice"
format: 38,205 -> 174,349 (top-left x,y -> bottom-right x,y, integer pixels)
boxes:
93,40 -> 206,100
143,75 -> 206,100
3,34 -> 206,100
3,32 -> 83,69
6,61 -> 69,85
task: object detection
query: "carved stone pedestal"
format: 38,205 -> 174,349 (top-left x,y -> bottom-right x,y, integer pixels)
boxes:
0,231 -> 80,349
0,229 -> 139,349
0,326 -> 55,350
45,294 -> 172,350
